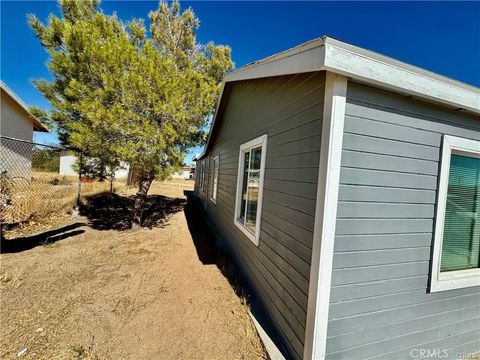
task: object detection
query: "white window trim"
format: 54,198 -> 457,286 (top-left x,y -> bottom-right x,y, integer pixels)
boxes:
233,134 -> 268,246
430,135 -> 480,293
209,154 -> 219,204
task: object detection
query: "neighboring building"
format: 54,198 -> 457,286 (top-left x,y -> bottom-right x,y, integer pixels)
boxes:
171,166 -> 195,180
59,150 -> 130,178
194,37 -> 480,360
0,81 -> 49,178
58,150 -> 78,176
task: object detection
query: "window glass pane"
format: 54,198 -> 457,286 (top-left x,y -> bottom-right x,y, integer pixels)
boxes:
246,185 -> 258,231
249,147 -> 262,187
239,151 -> 250,223
210,160 -> 213,194
212,158 -> 219,200
441,154 -> 480,272
251,147 -> 262,170
245,147 -> 262,231
198,164 -> 203,188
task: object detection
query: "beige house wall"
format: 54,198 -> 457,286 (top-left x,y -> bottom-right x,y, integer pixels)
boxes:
0,91 -> 34,178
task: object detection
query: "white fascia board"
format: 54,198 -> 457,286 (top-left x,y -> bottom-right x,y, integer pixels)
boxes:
199,36 -> 480,159
226,39 -> 325,82
322,41 -> 480,114
223,37 -> 479,113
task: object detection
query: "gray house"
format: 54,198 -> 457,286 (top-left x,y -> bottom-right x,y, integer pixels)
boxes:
194,36 -> 480,360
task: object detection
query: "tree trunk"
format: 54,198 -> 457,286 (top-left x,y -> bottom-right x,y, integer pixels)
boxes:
131,172 -> 154,228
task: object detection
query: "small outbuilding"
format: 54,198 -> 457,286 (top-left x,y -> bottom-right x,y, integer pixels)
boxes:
59,150 -> 130,179
194,36 -> 480,359
171,166 -> 195,180
0,81 -> 49,178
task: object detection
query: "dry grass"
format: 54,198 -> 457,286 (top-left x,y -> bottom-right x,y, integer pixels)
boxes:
0,180 -> 267,359
1,171 -> 131,229
1,172 -> 160,238
1,173 -> 195,233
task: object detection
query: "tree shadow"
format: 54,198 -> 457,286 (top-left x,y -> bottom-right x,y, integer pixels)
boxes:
79,192 -> 186,230
1,192 -> 186,254
1,222 -> 86,254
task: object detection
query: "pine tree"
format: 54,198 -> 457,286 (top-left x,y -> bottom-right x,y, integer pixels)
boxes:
29,0 -> 233,227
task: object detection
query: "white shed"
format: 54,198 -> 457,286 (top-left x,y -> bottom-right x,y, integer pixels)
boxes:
59,150 -> 129,178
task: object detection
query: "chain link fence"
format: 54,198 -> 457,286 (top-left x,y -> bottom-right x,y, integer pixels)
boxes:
0,136 -> 122,232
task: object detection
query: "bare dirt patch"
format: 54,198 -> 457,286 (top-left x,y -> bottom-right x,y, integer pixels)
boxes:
0,180 -> 266,359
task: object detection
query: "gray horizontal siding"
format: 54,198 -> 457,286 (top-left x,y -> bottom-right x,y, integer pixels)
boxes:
337,202 -> 435,219
326,82 -> 480,359
340,168 -> 438,189
327,304 -> 477,350
196,72 -> 325,359
334,233 -> 432,252
343,133 -> 440,161
338,185 -> 437,204
341,150 -> 439,176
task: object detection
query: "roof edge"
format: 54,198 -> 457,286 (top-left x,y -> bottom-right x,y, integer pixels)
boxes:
322,38 -> 479,113
194,36 -> 480,160
225,37 -> 325,82
1,81 -> 49,133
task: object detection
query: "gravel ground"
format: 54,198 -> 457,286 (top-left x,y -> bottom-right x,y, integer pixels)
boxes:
0,180 -> 266,360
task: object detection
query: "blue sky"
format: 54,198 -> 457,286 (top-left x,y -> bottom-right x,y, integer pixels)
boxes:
2,1 -> 480,164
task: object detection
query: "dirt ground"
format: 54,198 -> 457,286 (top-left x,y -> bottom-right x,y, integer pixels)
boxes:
0,180 -> 266,359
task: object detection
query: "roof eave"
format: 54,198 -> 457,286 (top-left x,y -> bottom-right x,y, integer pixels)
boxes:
322,38 -> 480,114
33,119 -> 49,132
196,36 -> 480,160
1,81 -> 50,133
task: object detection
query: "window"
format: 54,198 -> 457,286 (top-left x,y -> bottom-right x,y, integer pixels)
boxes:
234,135 -> 267,245
431,135 -> 480,292
201,160 -> 208,193
210,155 -> 219,203
197,163 -> 203,192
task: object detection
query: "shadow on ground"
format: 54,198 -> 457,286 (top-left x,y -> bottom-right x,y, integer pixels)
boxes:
1,192 -> 186,253
183,190 -> 289,359
183,191 -> 252,300
1,223 -> 86,254
80,192 -> 186,230
183,197 -> 218,265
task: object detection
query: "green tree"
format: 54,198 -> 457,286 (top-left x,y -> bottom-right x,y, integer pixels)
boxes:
31,147 -> 60,172
29,0 -> 233,227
